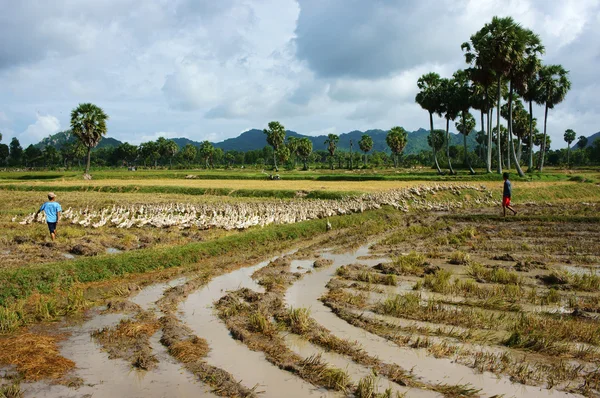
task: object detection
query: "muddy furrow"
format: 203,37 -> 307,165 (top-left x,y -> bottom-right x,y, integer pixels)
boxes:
179,257 -> 337,398
284,245 -> 584,398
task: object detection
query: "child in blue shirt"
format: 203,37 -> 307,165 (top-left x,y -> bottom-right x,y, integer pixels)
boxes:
35,192 -> 62,241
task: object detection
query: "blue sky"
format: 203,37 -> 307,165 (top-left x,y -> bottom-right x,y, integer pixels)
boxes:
0,0 -> 598,148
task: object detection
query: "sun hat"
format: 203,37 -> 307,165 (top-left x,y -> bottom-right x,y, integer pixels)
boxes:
48,192 -> 56,199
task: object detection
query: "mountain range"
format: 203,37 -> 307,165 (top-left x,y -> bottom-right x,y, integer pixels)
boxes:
34,128 -> 600,155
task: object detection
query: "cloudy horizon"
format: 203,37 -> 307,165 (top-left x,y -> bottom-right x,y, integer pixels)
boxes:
0,0 -> 598,148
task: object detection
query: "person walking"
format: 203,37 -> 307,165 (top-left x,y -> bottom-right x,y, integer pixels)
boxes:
35,192 -> 62,241
502,172 -> 517,217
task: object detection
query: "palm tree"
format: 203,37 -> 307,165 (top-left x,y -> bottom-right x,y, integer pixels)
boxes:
537,65 -> 571,171
386,127 -> 408,168
296,138 -> 313,170
439,77 -> 459,175
416,72 -> 443,174
428,129 -> 446,167
517,56 -> 544,171
358,134 -> 373,166
455,112 -> 476,174
463,17 -> 528,174
263,121 -> 286,171
199,140 -> 214,168
70,103 -> 109,176
324,134 -> 339,170
564,129 -> 576,167
576,136 -> 588,150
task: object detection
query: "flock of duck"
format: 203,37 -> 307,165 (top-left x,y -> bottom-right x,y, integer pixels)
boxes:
16,184 -> 495,231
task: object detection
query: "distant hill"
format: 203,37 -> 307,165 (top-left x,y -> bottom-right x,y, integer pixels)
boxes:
34,128 -> 477,155
35,130 -> 122,150
571,131 -> 600,150
209,127 -> 476,155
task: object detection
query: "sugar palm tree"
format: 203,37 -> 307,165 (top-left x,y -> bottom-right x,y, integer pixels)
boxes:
263,121 -> 286,171
416,72 -> 443,174
358,134 -> 373,166
455,112 -> 476,174
439,77 -> 459,175
537,65 -> 571,171
463,16 -> 527,174
564,129 -> 576,167
324,134 -> 339,170
386,127 -> 408,168
70,103 -> 109,176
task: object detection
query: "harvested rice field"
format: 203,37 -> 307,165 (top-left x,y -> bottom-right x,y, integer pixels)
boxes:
1,175 -> 600,397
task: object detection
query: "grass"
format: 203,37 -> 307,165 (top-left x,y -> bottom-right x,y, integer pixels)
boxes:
466,263 -> 522,285
448,251 -> 470,265
375,252 -> 428,276
287,307 -> 312,335
0,207 -> 402,309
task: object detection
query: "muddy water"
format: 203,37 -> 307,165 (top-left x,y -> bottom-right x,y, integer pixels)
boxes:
285,245 -> 583,398
282,333 -> 440,398
180,257 -> 337,398
131,277 -> 187,313
21,311 -> 217,398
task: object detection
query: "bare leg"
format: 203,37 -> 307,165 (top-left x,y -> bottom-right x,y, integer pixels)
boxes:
51,232 -> 56,241
503,205 -> 506,217
506,205 -> 517,215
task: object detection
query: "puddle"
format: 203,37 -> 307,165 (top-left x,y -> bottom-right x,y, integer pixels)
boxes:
61,253 -> 75,259
562,265 -> 597,276
291,259 -> 316,274
284,245 -> 581,398
106,247 -> 122,254
283,333 -> 439,398
21,311 -> 217,398
131,277 -> 187,313
180,256 -> 338,397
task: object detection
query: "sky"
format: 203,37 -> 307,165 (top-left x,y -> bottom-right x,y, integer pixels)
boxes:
0,0 -> 598,148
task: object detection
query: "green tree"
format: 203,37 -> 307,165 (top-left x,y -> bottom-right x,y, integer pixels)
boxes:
24,145 -> 42,167
576,136 -> 588,150
114,143 -> 138,166
416,72 -> 443,174
199,140 -> 214,168
42,145 -> 60,167
181,144 -> 197,165
324,134 -> 339,170
0,144 -> 8,166
139,141 -> 160,167
70,103 -> 109,176
263,121 -> 286,171
358,134 -> 373,166
439,77 -> 459,174
286,136 -> 299,168
564,129 -> 576,167
463,17 -> 528,174
386,127 -> 408,168
427,129 -> 445,167
9,137 -> 23,166
225,152 -> 235,168
158,138 -> 179,168
455,112 -> 476,174
296,138 -> 313,170
537,64 -> 571,171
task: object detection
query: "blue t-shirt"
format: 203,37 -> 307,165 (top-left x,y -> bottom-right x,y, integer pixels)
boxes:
503,180 -> 512,198
40,201 -> 62,223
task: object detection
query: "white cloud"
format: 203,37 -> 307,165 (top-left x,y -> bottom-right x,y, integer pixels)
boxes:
0,0 -> 598,149
20,114 -> 61,145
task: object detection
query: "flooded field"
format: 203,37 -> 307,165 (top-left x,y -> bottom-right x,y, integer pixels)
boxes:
2,204 -> 599,397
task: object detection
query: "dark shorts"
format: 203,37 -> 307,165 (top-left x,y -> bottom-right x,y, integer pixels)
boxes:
47,222 -> 57,234
502,196 -> 511,207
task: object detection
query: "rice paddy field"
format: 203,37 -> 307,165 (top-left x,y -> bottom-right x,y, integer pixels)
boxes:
1,168 -> 600,398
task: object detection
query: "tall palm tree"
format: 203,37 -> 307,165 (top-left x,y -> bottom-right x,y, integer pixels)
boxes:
517,57 -> 543,172
324,134 -> 339,170
416,72 -> 443,174
70,103 -> 109,176
537,65 -> 571,171
455,112 -> 476,174
263,121 -> 286,171
386,127 -> 408,168
453,69 -> 475,174
439,77 -> 459,175
564,129 -> 576,167
463,16 -> 527,174
358,134 -> 373,166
